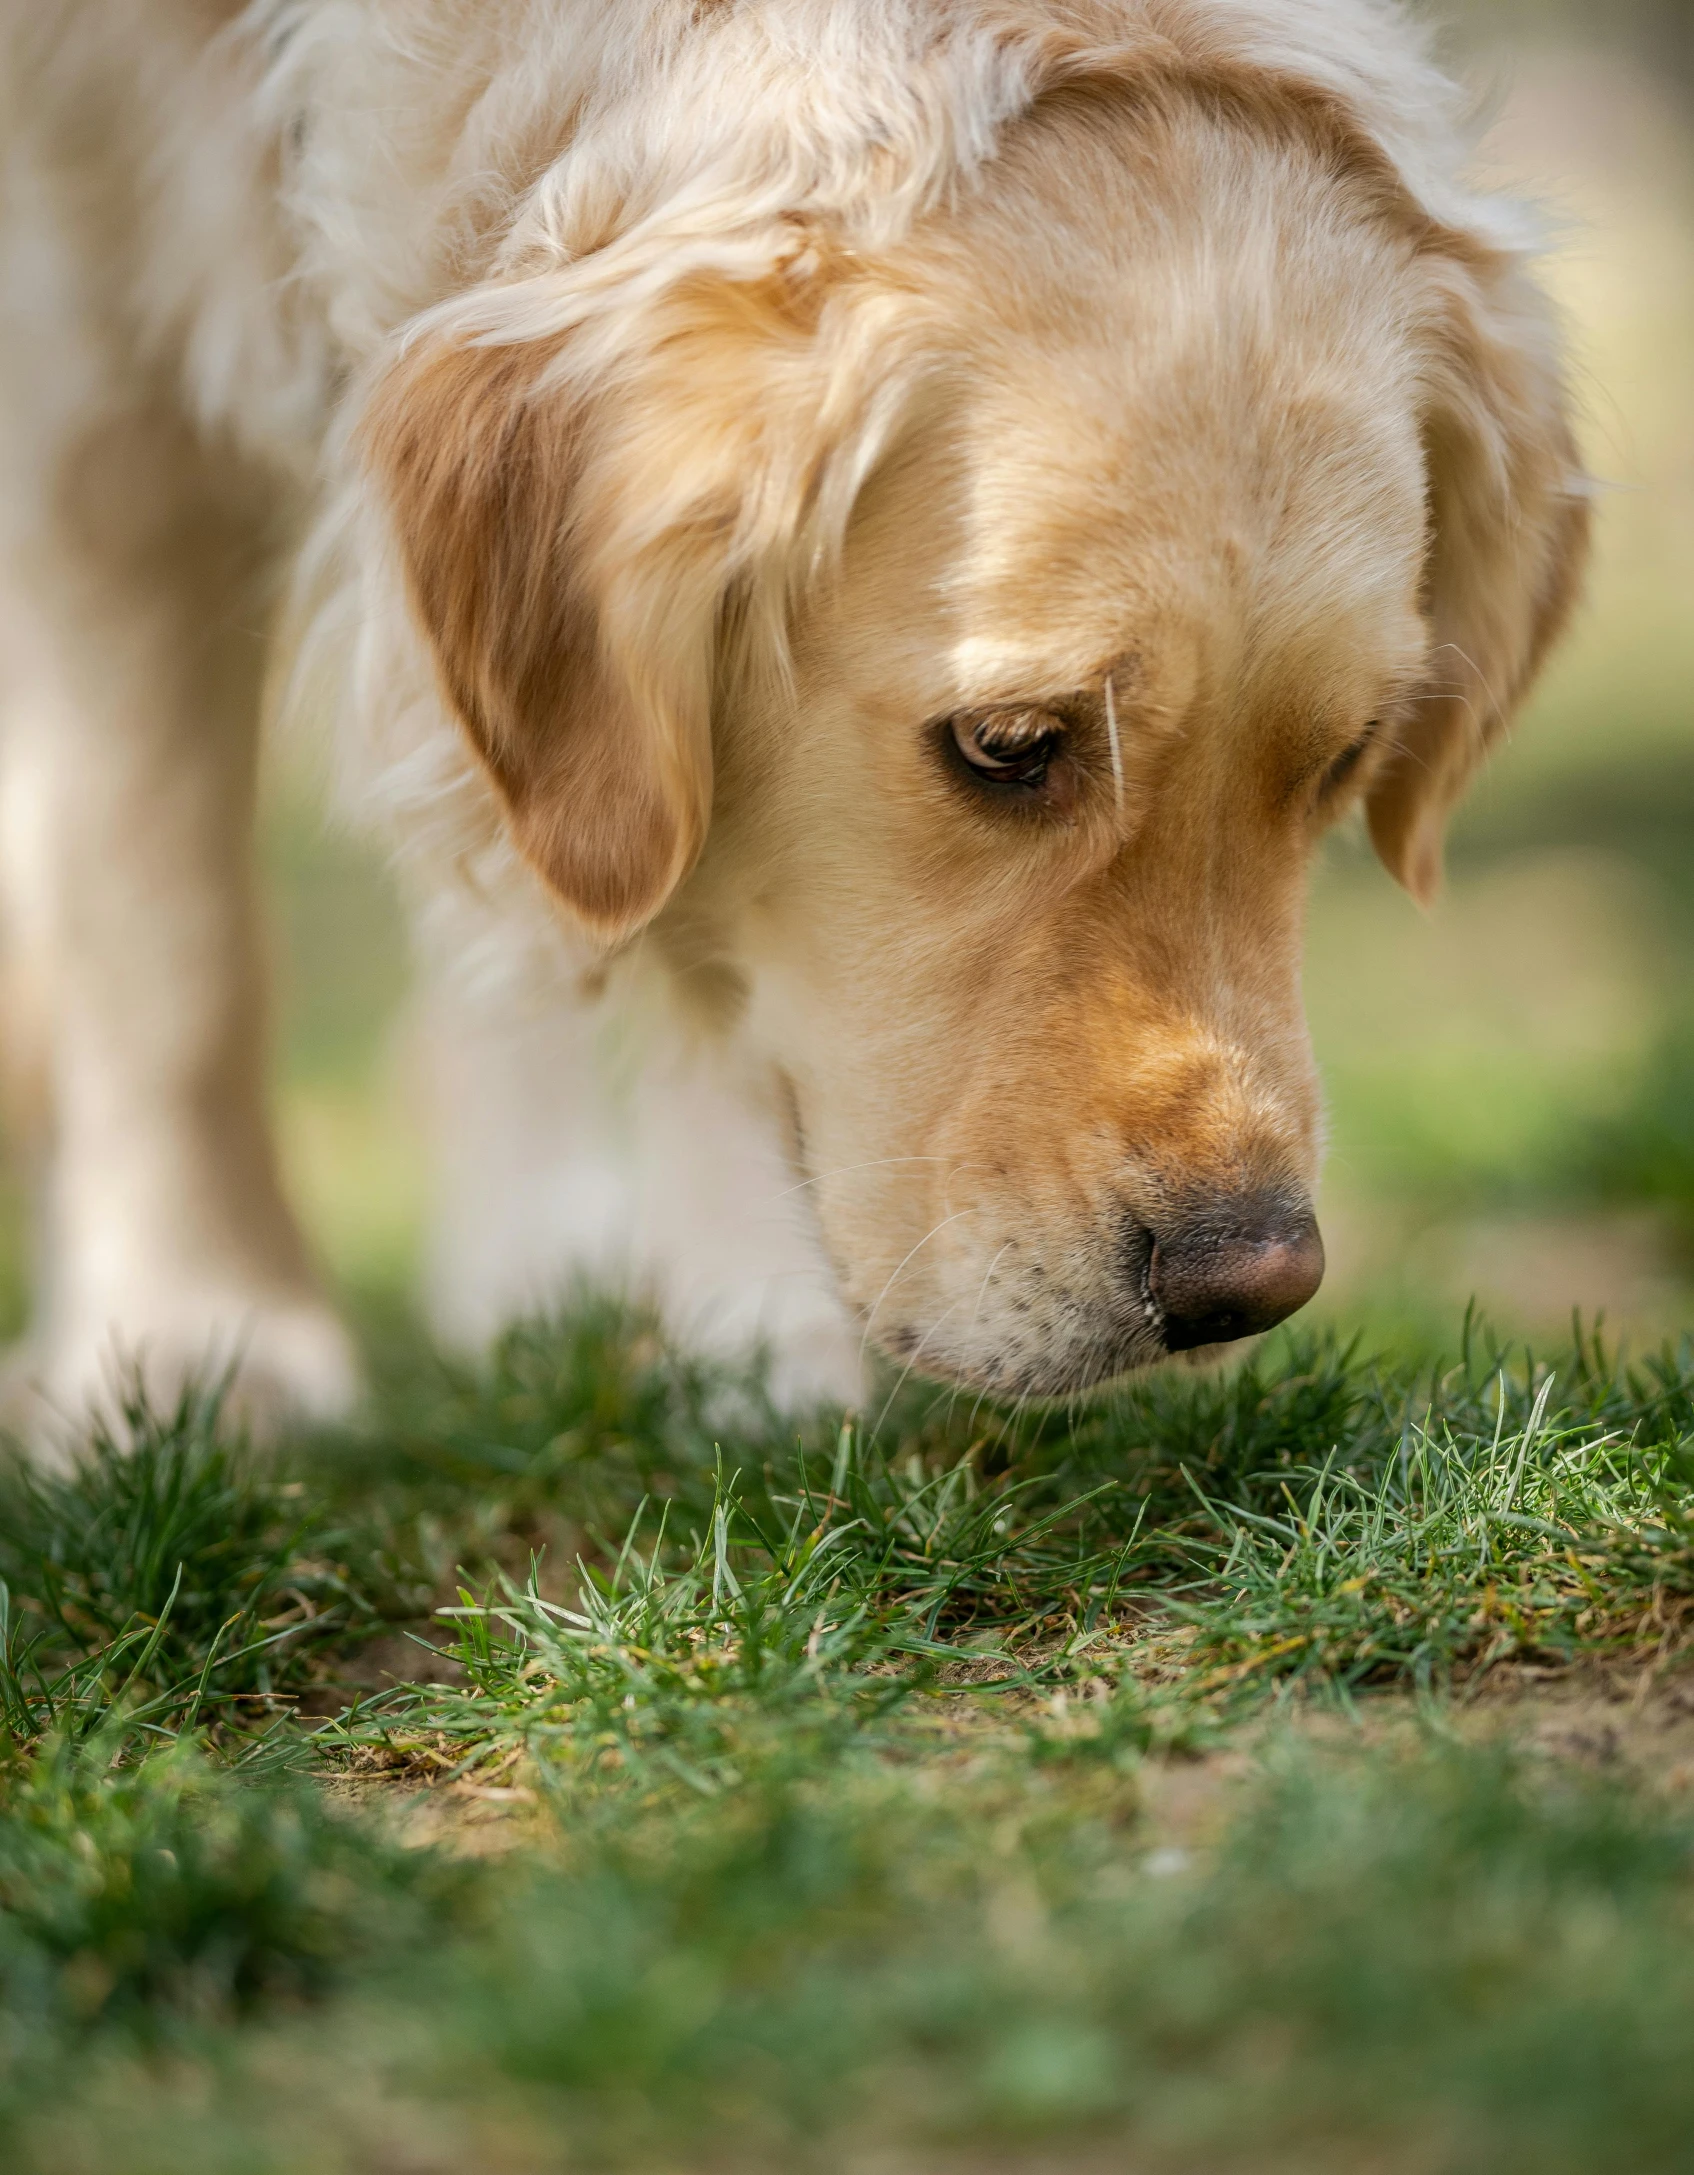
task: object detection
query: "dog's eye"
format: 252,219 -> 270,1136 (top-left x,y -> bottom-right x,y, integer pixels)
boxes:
949,708 -> 1061,788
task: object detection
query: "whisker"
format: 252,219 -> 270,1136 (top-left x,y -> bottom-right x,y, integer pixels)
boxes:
967,1242 -> 1012,1350
1104,672 -> 1126,816
1428,641 -> 1505,736
947,1241 -> 1014,1437
855,1206 -> 978,1377
866,1294 -> 968,1445
768,1154 -> 955,1206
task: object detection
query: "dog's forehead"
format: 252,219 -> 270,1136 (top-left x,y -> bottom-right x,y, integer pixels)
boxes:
832,328 -> 1430,729
820,105 -> 1438,726
926,127 -> 1430,688
971,310 -> 1425,615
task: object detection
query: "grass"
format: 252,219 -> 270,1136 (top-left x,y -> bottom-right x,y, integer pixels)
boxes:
322,1314 -> 1694,1791
11,1715 -> 1694,2172
1154,1352 -> 1694,1697
0,1377 -> 413,1753
0,1301 -> 1689,2172
0,1732 -> 461,2045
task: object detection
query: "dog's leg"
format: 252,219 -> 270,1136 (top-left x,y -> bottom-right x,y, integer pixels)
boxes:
415,913 -> 863,1410
412,928 -> 642,1352
0,400 -> 358,1448
628,1020 -> 868,1411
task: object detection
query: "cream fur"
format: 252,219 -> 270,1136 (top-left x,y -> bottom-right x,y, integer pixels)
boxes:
0,0 -> 1586,1431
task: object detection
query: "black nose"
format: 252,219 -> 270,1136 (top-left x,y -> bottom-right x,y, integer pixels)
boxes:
1149,1196 -> 1325,1353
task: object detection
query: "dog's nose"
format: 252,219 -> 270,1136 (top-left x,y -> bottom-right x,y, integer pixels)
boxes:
1150,1197 -> 1324,1352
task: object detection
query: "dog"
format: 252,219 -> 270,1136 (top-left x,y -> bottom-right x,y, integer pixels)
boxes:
0,0 -> 1587,1434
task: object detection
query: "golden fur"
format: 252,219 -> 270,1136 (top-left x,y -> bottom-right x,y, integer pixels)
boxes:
0,1 -> 1587,1426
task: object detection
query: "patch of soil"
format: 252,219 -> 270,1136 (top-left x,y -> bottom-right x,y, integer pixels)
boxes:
1127,1661 -> 1694,1862
292,1625 -> 467,1719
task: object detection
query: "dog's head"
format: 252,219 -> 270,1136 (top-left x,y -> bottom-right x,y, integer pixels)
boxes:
363,47 -> 1586,1395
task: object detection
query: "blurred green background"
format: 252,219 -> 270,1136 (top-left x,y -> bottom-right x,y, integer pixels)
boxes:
13,0 -> 1692,1357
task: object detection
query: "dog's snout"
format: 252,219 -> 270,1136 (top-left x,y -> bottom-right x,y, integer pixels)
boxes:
1150,1197 -> 1325,1353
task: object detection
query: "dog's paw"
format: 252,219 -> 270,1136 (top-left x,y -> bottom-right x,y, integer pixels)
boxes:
1,1292 -> 362,1464
678,1284 -> 867,1415
758,1314 -> 868,1414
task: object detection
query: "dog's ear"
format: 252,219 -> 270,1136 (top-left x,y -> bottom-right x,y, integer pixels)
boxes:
362,331 -> 715,943
1366,249 -> 1590,904
362,253 -> 897,941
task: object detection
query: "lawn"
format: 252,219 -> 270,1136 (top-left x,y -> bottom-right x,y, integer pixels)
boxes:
0,1303 -> 1691,2173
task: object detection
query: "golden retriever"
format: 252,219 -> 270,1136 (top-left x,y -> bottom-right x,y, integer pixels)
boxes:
0,0 -> 1586,1431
